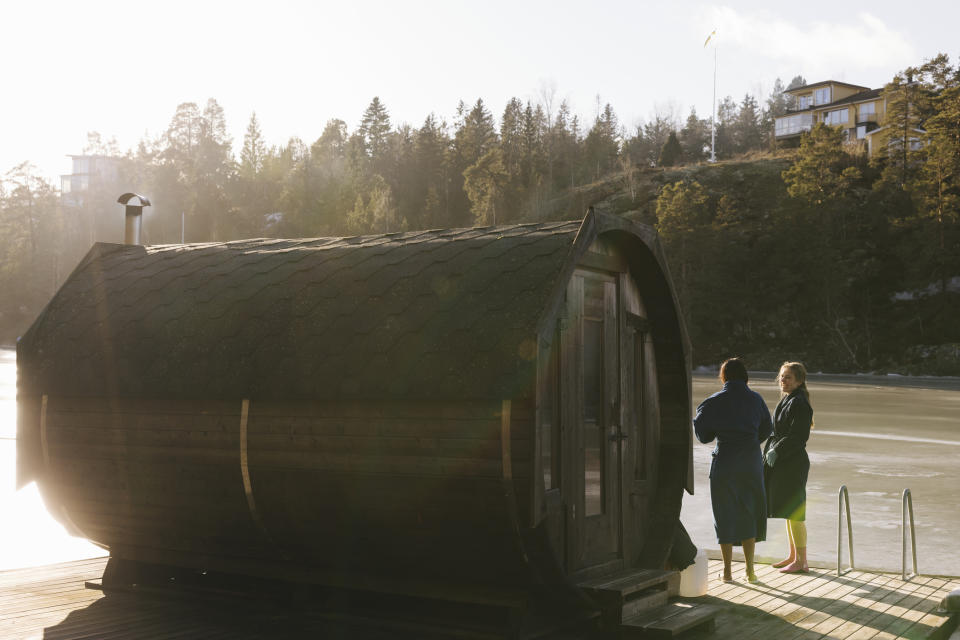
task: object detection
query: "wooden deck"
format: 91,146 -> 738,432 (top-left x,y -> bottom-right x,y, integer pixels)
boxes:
0,556 -> 957,639
684,558 -> 960,640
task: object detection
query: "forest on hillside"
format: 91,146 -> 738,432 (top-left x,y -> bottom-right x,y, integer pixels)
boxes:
1,56 -> 958,375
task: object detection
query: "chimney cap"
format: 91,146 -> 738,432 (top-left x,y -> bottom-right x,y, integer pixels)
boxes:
117,192 -> 151,207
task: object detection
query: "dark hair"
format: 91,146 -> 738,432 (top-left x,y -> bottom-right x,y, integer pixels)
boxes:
719,357 -> 748,383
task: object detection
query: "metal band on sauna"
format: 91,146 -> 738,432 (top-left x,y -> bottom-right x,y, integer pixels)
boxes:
501,399 -> 513,480
239,399 -> 271,539
500,398 -> 529,563
40,394 -> 50,470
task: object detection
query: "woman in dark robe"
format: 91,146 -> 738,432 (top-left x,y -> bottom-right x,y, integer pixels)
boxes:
694,358 -> 772,583
764,361 -> 814,573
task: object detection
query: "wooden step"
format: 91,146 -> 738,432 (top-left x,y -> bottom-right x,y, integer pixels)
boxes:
620,602 -> 721,638
620,586 -> 670,619
577,568 -> 674,600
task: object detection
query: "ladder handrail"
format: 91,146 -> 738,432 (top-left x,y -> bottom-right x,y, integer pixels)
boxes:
901,488 -> 919,580
837,485 -> 854,576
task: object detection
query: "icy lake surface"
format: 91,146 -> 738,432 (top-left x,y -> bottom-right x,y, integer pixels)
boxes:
0,348 -> 103,569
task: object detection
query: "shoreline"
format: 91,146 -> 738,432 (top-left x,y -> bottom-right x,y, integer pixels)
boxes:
694,369 -> 960,391
5,347 -> 960,390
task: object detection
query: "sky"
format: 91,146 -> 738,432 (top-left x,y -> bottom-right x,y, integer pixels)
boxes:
2,0 -> 958,184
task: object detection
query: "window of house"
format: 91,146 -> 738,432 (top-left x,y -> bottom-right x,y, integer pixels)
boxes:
825,109 -> 849,125
776,113 -> 814,136
856,125 -> 867,139
797,95 -> 812,110
814,87 -> 832,105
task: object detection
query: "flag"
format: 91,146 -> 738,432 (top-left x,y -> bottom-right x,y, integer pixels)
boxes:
703,29 -> 716,48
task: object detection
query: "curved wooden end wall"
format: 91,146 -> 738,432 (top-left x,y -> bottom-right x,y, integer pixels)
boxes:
525,230 -> 690,576
623,232 -> 691,568
31,395 -> 537,587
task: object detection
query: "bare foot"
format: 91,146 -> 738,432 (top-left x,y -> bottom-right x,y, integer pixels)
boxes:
719,571 -> 734,583
772,558 -> 794,568
779,562 -> 809,573
746,572 -> 759,584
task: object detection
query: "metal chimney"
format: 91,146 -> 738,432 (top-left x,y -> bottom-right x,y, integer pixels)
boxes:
117,193 -> 151,245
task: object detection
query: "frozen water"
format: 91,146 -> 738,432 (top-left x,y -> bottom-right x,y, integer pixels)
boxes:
0,348 -> 103,569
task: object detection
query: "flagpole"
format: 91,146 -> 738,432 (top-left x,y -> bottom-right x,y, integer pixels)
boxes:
710,45 -> 717,163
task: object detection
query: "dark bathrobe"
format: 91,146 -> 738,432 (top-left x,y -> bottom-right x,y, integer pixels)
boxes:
764,390 -> 813,521
694,380 -> 773,545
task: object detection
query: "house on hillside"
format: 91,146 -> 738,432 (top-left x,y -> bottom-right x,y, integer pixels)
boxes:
60,153 -> 127,246
774,80 -> 886,153
60,154 -> 121,208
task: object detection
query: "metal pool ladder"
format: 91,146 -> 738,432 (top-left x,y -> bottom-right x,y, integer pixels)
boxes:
837,485 -> 854,576
901,488 -> 918,580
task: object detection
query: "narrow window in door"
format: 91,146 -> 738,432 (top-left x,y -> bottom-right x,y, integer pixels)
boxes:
634,328 -> 647,480
583,278 -> 605,516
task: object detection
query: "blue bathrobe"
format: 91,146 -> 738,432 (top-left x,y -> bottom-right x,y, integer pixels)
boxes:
694,380 -> 773,545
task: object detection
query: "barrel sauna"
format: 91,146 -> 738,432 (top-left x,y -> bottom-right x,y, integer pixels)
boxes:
16,209 -> 692,606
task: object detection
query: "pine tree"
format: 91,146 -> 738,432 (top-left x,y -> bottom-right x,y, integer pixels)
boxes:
240,112 -> 266,177
679,108 -> 709,163
875,70 -> 928,188
642,113 -> 676,166
500,98 -> 524,177
552,100 -> 579,190
414,113 -> 451,228
359,97 -> 392,162
521,102 -> 546,184
765,78 -> 789,120
714,96 -> 738,159
454,99 -> 498,163
785,75 -> 807,110
583,103 -> 620,180
909,62 -> 960,292
658,131 -> 682,167
449,99 -> 497,225
782,124 -> 861,206
463,147 -> 508,225
733,94 -> 763,154
655,180 -> 710,303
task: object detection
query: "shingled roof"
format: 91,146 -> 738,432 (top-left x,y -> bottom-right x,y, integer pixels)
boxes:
19,220 -> 595,401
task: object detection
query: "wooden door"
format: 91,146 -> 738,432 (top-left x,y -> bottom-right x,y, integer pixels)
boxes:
564,269 -> 622,571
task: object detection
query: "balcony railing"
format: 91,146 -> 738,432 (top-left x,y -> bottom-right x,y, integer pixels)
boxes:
856,112 -> 878,124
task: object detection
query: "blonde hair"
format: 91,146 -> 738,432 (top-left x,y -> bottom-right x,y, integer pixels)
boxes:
779,361 -> 813,428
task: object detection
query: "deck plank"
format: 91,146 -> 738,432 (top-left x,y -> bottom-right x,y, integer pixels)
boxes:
828,575 -> 943,640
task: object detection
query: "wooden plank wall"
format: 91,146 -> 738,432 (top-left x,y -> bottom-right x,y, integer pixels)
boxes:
35,396 -> 538,586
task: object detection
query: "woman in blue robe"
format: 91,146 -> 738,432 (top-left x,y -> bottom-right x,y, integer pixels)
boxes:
694,358 -> 772,583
